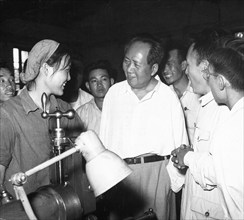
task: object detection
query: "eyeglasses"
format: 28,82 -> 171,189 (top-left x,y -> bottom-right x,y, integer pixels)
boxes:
201,67 -> 219,81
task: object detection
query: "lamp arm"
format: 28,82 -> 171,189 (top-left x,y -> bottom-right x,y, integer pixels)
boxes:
13,185 -> 37,220
11,143 -> 83,185
26,146 -> 79,177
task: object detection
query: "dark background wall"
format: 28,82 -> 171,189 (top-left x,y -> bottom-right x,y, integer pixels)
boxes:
1,0 -> 244,81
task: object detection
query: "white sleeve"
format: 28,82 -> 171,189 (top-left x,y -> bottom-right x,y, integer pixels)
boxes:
184,151 -> 216,190
166,159 -> 185,192
166,91 -> 189,192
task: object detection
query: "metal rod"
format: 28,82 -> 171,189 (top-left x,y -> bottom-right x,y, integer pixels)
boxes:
25,147 -> 79,177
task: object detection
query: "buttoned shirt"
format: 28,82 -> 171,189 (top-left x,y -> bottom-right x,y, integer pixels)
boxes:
0,88 -> 83,197
184,97 -> 244,219
171,82 -> 200,145
99,80 -> 188,158
99,80 -> 188,219
180,92 -> 230,220
70,88 -> 93,111
76,98 -> 101,135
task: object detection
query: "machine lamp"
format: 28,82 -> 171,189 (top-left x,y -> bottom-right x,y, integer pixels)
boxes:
2,130 -> 132,220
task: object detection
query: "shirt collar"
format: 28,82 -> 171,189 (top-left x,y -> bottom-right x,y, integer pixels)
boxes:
90,98 -> 102,112
231,97 -> 244,114
20,87 -> 39,114
125,79 -> 160,96
186,81 -> 194,93
20,87 -> 58,114
180,80 -> 193,97
142,80 -> 160,101
199,91 -> 214,107
124,80 -> 131,93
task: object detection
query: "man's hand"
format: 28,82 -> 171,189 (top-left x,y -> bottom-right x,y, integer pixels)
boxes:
75,130 -> 105,162
171,144 -> 193,170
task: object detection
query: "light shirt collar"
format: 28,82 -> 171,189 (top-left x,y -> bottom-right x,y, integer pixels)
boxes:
199,91 -> 214,107
125,79 -> 160,101
231,97 -> 244,114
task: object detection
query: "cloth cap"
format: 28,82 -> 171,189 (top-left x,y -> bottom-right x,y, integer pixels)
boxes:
21,39 -> 60,83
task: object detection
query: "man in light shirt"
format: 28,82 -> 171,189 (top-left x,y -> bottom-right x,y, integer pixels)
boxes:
170,34 -> 230,219
172,36 -> 244,220
76,60 -> 114,135
99,34 -> 188,219
161,41 -> 200,145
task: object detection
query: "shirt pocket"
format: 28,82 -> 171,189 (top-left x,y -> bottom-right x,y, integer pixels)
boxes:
196,129 -> 210,142
191,196 -> 225,219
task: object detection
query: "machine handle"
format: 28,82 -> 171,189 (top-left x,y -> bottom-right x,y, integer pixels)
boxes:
41,92 -> 75,120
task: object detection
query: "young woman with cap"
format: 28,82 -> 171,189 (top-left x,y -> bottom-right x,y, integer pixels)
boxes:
0,39 -> 83,198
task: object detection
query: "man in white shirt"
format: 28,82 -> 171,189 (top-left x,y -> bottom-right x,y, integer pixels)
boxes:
76,60 -> 114,134
161,41 -> 200,145
100,34 -> 188,219
172,36 -> 244,220
171,36 -> 230,219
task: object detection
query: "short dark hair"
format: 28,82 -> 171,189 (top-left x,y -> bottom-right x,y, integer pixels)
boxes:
124,34 -> 164,67
209,36 -> 244,91
165,40 -> 187,63
192,40 -> 216,66
192,28 -> 230,65
84,60 -> 116,82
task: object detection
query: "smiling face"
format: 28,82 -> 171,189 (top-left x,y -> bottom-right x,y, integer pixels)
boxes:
185,44 -> 210,95
86,68 -> 113,99
0,68 -> 16,102
162,49 -> 185,85
45,55 -> 71,96
122,41 -> 154,90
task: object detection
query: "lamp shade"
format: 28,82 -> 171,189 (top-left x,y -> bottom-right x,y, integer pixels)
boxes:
75,130 -> 132,197
86,150 -> 132,197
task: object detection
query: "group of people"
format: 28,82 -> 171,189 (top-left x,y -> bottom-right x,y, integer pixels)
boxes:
171,37 -> 244,219
0,29 -> 243,220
